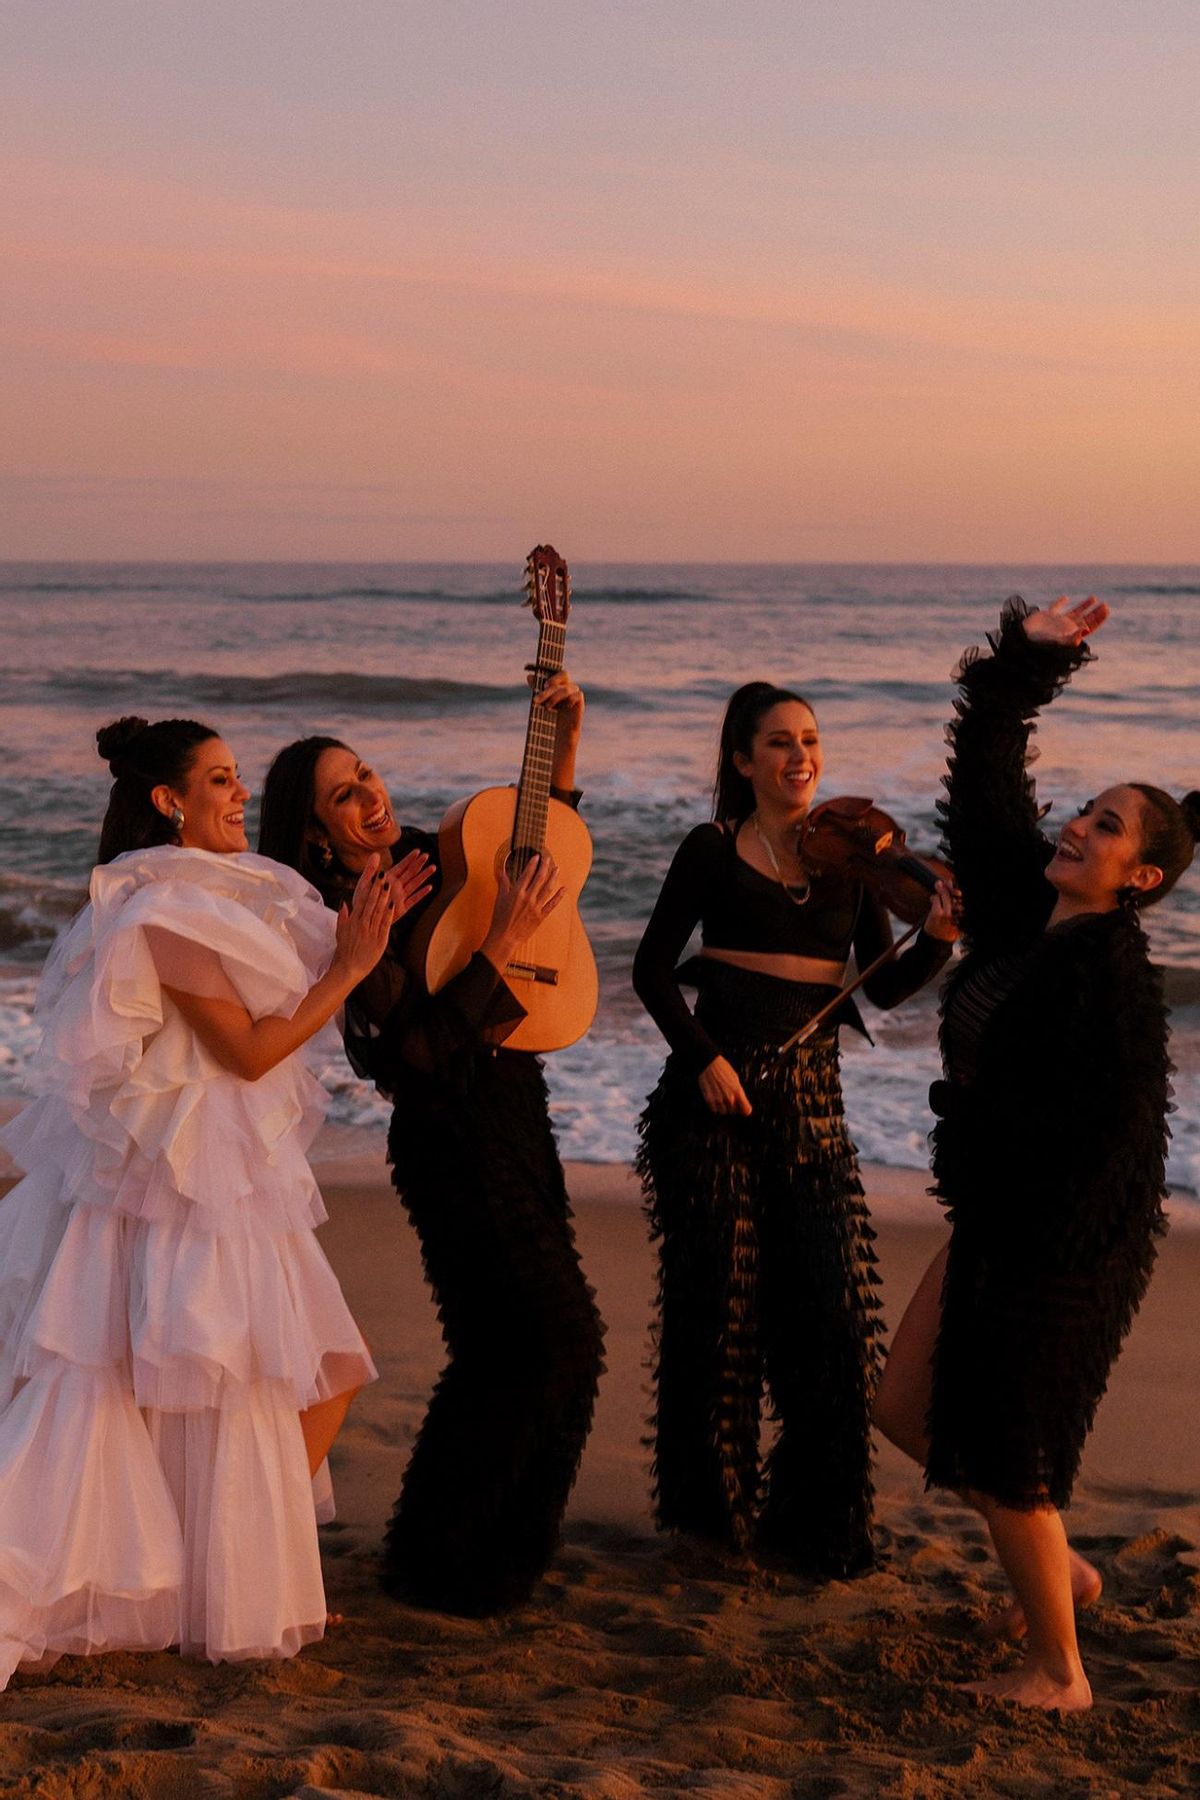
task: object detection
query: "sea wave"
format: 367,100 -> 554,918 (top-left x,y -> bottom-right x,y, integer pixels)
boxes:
687,674 -> 953,708
0,668 -> 642,713
0,580 -> 180,597
0,875 -> 85,954
230,584 -> 721,606
1112,584 -> 1200,597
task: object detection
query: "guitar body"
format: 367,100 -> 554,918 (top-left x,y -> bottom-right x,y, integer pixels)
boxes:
413,787 -> 598,1053
408,544 -> 597,1054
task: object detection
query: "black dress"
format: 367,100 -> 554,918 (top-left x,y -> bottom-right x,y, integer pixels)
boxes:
633,823 -> 951,1574
334,823 -> 605,1616
926,601 -> 1172,1510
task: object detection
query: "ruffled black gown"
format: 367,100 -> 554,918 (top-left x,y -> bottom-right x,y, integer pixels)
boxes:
926,601 -> 1171,1509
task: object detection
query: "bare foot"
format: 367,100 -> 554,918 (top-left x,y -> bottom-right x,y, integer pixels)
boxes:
979,1549 -> 1102,1642
325,1612 -> 344,1630
960,1664 -> 1093,1712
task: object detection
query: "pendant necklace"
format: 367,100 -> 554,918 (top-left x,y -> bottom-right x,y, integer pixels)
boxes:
752,813 -> 811,906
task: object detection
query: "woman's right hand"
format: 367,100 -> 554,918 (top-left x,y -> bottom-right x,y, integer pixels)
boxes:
1023,595 -> 1110,646
698,1055 -> 753,1116
481,853 -> 565,966
333,854 -> 397,983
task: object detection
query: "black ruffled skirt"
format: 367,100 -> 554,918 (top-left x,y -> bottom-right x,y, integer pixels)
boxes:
637,959 -> 883,1576
926,1077 -> 1163,1511
380,1048 -> 605,1616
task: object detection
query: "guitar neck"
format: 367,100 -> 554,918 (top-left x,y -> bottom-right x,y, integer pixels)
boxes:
511,615 -> 567,871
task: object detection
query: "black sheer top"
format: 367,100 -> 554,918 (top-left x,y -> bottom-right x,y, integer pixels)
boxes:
325,827 -> 518,1098
632,820 -> 953,1071
325,785 -> 583,1095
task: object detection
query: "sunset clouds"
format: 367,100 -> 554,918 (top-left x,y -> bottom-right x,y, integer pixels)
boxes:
3,1 -> 1197,559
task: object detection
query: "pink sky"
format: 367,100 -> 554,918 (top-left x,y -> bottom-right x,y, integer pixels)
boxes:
3,2 -> 1198,561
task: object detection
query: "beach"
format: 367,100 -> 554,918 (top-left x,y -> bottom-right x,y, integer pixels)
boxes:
3,1153 -> 1199,1799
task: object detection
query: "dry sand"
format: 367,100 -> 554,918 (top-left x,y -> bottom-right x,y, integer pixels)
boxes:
2,1154 -> 1200,1798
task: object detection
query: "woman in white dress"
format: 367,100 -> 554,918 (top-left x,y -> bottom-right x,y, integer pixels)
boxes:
0,714 -> 429,1687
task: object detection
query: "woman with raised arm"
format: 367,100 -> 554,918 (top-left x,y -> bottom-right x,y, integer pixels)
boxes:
874,598 -> 1200,1712
632,682 -> 957,1577
258,671 -> 604,1619
0,716 -> 426,1687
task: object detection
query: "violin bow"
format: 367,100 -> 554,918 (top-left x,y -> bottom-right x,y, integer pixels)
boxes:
774,921 -> 923,1057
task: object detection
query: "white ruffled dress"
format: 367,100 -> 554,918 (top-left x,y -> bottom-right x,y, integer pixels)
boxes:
0,847 -> 376,1687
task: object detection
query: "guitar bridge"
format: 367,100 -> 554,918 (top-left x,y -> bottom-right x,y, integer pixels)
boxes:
505,959 -> 560,986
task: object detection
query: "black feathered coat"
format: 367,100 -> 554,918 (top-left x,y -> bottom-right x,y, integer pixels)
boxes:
925,600 -> 1172,1509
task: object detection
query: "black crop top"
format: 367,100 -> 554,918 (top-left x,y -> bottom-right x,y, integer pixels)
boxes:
632,821 -> 952,1070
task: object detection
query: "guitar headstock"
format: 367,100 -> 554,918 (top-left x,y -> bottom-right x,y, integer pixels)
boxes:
524,544 -> 572,625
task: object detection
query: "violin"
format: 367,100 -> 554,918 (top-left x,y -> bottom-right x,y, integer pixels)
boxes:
801,795 -> 953,926
776,797 -> 954,1058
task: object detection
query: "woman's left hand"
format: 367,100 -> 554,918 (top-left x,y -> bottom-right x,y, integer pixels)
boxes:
923,878 -> 961,943
532,668 -> 585,741
381,847 -> 434,920
1023,595 -> 1110,646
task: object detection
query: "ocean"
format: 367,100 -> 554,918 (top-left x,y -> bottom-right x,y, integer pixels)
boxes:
1,562 -> 1197,1200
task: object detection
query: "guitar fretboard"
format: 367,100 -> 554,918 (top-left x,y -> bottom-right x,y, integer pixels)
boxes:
510,617 -> 567,872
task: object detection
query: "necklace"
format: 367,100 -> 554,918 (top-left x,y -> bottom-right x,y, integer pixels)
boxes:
752,813 -> 811,906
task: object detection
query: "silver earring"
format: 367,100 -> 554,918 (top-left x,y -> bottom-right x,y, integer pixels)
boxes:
170,806 -> 185,831
316,841 -> 333,870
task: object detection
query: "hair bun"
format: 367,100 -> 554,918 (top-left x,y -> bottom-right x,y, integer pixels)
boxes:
96,716 -> 150,772
1180,790 -> 1200,844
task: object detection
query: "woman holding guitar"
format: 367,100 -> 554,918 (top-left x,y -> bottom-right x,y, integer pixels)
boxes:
633,682 -> 957,1577
258,664 -> 605,1618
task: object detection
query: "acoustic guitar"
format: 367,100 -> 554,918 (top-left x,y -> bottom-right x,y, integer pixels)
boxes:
408,545 -> 598,1053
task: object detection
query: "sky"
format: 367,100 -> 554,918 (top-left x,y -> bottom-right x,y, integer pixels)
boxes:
2,1 -> 1198,562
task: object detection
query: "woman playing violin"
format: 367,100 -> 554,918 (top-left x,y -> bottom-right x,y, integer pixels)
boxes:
633,682 -> 957,1576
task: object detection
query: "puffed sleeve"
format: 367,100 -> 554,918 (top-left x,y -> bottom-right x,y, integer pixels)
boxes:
940,597 -> 1092,957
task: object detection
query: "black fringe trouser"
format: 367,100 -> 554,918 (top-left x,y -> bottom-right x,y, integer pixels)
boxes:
379,1049 -> 605,1617
637,964 -> 883,1577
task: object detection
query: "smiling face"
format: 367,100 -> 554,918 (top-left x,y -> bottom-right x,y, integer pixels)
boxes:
311,746 -> 402,872
733,700 -> 823,818
1047,784 -> 1164,910
155,737 -> 250,854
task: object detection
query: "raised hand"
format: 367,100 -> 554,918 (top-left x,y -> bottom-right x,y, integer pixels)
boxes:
381,847 -> 434,920
482,852 -> 565,967
531,668 -> 585,743
333,854 -> 397,982
1023,595 -> 1110,647
698,1054 -> 753,1117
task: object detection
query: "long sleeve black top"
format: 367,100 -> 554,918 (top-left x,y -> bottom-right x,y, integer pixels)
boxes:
632,819 -> 952,1071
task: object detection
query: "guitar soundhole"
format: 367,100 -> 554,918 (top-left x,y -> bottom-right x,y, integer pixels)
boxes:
505,846 -> 541,881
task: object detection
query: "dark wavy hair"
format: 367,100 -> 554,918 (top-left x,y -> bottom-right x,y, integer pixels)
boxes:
712,682 -> 815,824
95,715 -> 219,864
1128,784 -> 1200,907
258,735 -> 350,894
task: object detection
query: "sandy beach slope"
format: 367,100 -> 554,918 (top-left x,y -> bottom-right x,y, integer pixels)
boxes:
1,1155 -> 1199,1798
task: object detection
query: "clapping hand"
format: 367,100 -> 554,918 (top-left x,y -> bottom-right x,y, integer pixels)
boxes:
333,855 -> 397,982
381,847 -> 434,919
